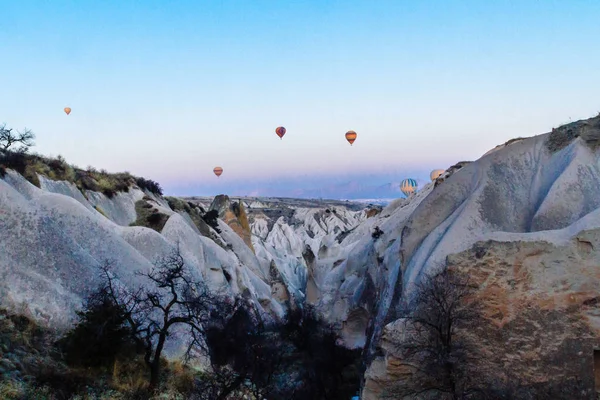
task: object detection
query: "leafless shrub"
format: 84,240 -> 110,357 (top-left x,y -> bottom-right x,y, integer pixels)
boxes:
383,269 -> 485,399
0,124 -> 35,153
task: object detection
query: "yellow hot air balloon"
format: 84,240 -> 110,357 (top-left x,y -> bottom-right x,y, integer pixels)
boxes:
345,130 -> 357,145
64,107 -> 71,115
430,169 -> 445,181
400,178 -> 418,197
213,167 -> 223,177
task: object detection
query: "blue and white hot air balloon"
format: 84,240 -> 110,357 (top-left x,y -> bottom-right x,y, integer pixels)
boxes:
400,178 -> 418,197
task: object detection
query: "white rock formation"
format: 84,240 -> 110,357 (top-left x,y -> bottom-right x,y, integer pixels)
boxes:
3,114 -> 600,394
358,115 -> 600,398
0,171 -> 289,359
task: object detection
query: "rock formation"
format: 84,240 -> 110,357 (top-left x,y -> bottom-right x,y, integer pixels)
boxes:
0,169 -> 369,359
210,195 -> 255,253
360,114 -> 600,399
3,113 -> 600,397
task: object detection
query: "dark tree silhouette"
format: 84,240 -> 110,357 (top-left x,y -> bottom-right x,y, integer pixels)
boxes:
59,286 -> 138,368
372,226 -> 384,239
202,209 -> 221,233
0,124 -> 35,153
204,298 -> 284,399
100,245 -> 226,390
193,365 -> 246,400
383,268 -> 485,400
203,302 -> 361,400
282,305 -> 362,400
135,176 -> 163,196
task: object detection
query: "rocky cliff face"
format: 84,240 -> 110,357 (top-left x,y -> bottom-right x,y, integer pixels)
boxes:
2,114 -> 600,396
360,114 -> 600,399
0,170 -> 371,359
186,195 -> 373,318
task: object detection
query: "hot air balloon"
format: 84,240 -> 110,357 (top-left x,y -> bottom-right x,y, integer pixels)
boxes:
400,178 -> 418,197
275,126 -> 286,139
64,107 -> 71,115
345,130 -> 357,146
430,169 -> 445,181
213,167 -> 223,177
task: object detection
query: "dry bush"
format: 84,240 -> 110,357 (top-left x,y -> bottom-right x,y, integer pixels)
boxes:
0,146 -> 163,197
383,269 -> 485,399
111,357 -> 150,396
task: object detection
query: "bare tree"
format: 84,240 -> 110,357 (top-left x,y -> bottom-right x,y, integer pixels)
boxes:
203,296 -> 284,399
192,365 -> 246,400
383,268 -> 485,400
242,317 -> 284,400
0,124 -> 35,153
100,245 -> 226,390
202,301 -> 361,400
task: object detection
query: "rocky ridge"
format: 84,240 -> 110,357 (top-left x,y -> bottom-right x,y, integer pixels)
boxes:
0,169 -> 374,358
359,114 -> 600,398
2,114 -> 600,397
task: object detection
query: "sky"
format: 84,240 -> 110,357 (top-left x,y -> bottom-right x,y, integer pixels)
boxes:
1,0 -> 599,197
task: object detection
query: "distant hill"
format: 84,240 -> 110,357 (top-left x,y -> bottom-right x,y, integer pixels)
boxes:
243,180 -> 416,201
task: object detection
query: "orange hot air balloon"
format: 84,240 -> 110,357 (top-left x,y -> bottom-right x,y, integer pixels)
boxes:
64,107 -> 72,115
213,167 -> 223,177
345,130 -> 357,145
275,126 -> 286,139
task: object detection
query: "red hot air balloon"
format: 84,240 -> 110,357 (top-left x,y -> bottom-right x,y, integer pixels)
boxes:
213,167 -> 223,177
345,130 -> 357,145
275,126 -> 286,139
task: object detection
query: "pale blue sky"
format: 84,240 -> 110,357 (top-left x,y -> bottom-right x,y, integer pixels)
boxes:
1,0 -> 599,197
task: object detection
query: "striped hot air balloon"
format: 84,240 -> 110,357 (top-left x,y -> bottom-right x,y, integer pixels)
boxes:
213,167 -> 223,177
400,178 -> 418,197
430,169 -> 445,181
275,126 -> 286,139
345,130 -> 357,145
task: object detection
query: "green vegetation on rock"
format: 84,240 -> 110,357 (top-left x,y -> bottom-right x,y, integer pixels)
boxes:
0,149 -> 163,197
129,199 -> 170,232
165,196 -> 208,232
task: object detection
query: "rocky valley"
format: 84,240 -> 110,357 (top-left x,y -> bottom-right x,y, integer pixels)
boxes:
2,114 -> 600,399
